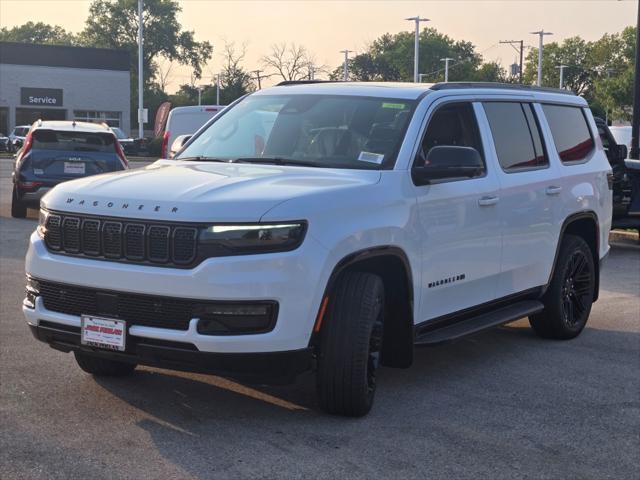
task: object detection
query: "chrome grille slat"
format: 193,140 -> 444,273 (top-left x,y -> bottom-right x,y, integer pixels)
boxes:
42,213 -> 198,267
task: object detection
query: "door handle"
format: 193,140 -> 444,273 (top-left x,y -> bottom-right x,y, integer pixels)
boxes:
478,195 -> 499,206
546,186 -> 563,195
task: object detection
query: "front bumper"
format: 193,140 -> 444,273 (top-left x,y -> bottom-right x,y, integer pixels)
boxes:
28,317 -> 312,384
25,231 -> 330,353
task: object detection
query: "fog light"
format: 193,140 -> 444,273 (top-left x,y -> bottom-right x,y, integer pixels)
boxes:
195,302 -> 277,335
24,277 -> 40,309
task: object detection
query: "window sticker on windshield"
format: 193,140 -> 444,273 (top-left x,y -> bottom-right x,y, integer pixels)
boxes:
358,151 -> 385,164
382,102 -> 406,109
33,168 -> 44,175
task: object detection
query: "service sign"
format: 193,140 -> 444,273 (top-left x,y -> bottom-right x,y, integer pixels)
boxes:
21,87 -> 63,107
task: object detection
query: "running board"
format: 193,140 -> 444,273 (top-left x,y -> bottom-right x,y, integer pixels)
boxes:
414,300 -> 544,347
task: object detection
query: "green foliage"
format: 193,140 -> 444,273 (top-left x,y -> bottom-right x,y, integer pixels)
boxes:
0,21 -> 77,45
524,26 -> 635,121
329,28 -> 505,83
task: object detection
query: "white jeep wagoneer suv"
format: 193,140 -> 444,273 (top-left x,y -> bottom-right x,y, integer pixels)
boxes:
24,81 -> 612,416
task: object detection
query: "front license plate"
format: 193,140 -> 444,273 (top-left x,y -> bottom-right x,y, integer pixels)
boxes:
81,315 -> 126,351
64,161 -> 85,174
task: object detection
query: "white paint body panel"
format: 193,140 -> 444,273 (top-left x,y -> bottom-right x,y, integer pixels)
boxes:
25,83 -> 613,354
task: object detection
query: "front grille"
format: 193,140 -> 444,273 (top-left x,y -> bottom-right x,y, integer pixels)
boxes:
44,212 -> 198,267
38,280 -> 201,330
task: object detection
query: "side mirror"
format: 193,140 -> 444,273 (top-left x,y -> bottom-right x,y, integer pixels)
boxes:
169,134 -> 192,159
412,146 -> 484,185
616,144 -> 628,161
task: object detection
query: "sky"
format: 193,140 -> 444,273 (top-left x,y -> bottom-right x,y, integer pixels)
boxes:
0,0 -> 636,91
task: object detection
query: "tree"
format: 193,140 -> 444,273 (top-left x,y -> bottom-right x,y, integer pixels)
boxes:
328,28 -> 488,83
262,43 -> 315,82
219,42 -> 255,104
0,21 -> 77,45
79,0 -> 212,83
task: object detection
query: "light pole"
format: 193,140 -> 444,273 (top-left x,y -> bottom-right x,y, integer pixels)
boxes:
556,65 -> 568,89
406,16 -> 430,83
340,50 -> 353,81
531,30 -> 553,86
197,86 -> 203,106
440,57 -> 453,82
418,73 -> 428,83
137,0 -> 144,138
216,74 -> 221,105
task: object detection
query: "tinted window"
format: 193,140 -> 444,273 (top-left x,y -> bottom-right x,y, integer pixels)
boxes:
418,102 -> 484,172
483,102 -> 548,171
542,104 -> 594,163
178,95 -> 415,169
32,130 -> 116,152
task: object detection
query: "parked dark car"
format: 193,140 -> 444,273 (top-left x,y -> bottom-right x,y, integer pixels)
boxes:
0,132 -> 9,152
11,120 -> 128,218
111,127 -> 146,156
595,117 -> 639,232
9,125 -> 30,153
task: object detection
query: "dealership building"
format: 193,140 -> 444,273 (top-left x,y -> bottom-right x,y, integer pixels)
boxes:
0,42 -> 131,136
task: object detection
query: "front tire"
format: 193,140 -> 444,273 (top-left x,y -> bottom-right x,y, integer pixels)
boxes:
11,186 -> 27,218
529,235 -> 595,339
316,271 -> 385,417
74,352 -> 137,377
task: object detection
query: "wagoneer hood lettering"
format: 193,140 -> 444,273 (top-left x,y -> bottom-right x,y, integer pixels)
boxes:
42,160 -> 381,222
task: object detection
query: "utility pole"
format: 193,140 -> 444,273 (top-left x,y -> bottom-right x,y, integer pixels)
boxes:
406,16 -> 430,83
340,50 -> 353,81
630,0 -> 640,160
197,86 -> 202,106
531,30 -> 553,86
253,70 -> 263,89
137,0 -> 144,138
556,65 -> 568,89
440,58 -> 453,82
216,74 -> 221,105
499,40 -> 524,83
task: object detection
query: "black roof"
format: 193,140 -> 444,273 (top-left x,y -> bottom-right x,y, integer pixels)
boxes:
0,42 -> 130,71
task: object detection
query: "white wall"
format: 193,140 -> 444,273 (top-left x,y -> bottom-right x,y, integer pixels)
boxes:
0,63 -> 130,134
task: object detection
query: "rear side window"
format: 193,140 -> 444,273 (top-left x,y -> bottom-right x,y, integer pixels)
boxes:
483,102 -> 548,172
32,130 -> 116,153
542,104 -> 594,163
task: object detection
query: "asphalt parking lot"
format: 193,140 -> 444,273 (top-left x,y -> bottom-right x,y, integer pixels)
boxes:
0,158 -> 638,480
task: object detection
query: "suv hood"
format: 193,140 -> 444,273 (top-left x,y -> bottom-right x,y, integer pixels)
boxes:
42,160 -> 381,222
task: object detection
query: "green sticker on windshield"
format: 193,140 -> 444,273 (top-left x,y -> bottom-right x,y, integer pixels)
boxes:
382,102 -> 406,109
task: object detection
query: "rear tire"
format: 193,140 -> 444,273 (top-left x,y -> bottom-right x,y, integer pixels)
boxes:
529,235 -> 595,339
11,186 -> 27,218
74,352 -> 137,377
316,271 -> 385,417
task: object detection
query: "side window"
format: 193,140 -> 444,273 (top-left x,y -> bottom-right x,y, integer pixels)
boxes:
483,102 -> 548,172
417,102 -> 485,173
542,104 -> 595,163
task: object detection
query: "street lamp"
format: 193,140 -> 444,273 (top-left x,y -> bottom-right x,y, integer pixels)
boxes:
556,64 -> 568,89
137,0 -> 144,138
406,16 -> 430,83
530,30 -> 553,86
340,50 -> 353,81
440,57 -> 453,82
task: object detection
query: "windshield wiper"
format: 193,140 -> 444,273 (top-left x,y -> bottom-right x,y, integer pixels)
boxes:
177,156 -> 230,163
231,157 -> 320,167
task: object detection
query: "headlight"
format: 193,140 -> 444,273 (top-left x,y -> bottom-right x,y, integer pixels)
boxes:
199,222 -> 307,256
37,208 -> 49,239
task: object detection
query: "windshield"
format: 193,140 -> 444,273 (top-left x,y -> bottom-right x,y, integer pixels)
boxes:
14,127 -> 29,136
32,129 -> 117,152
111,127 -> 126,139
177,94 -> 415,169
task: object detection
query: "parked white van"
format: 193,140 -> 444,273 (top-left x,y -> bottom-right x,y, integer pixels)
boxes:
161,105 -> 225,158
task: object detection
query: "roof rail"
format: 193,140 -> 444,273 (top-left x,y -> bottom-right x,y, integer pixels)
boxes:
276,80 -> 336,86
430,82 -> 576,96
